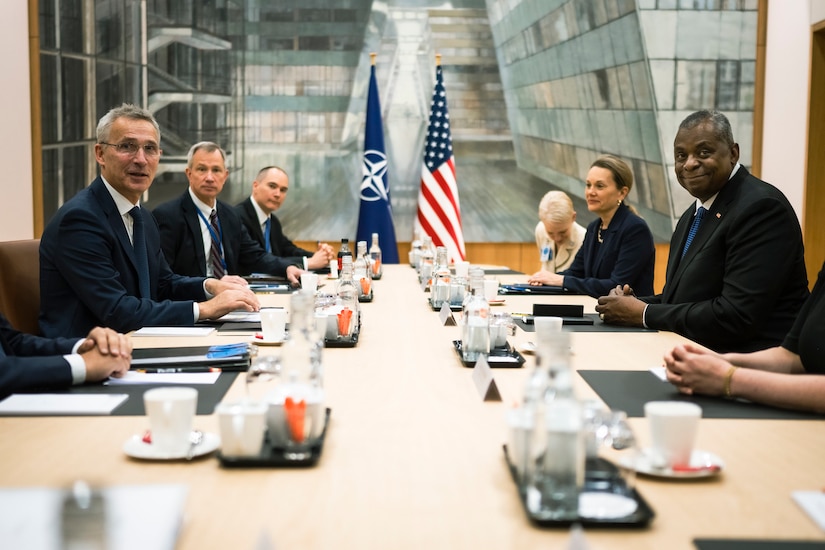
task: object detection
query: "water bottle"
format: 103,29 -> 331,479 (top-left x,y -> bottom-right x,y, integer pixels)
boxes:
335,255 -> 360,338
418,236 -> 435,287
461,270 -> 489,361
353,240 -> 373,302
369,232 -> 383,280
337,238 -> 352,271
429,246 -> 451,309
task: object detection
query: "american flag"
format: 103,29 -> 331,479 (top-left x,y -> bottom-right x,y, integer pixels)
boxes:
415,63 -> 466,263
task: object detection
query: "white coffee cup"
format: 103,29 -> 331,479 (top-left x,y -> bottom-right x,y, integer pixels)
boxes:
644,401 -> 702,468
454,261 -> 470,279
260,308 -> 287,342
533,316 -> 563,341
215,400 -> 267,457
483,279 -> 499,301
143,387 -> 198,455
328,259 -> 339,279
301,272 -> 319,294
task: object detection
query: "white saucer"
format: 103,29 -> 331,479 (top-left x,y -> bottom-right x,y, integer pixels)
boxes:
252,332 -> 286,346
123,431 -> 221,460
518,341 -> 537,355
621,448 -> 725,479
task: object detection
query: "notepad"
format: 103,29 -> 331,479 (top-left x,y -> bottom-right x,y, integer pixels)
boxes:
132,326 -> 215,337
105,372 -> 221,385
0,393 -> 129,415
792,491 -> 825,531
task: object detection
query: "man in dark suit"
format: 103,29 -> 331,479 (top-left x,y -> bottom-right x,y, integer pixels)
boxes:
596,110 -> 809,353
152,143 -> 303,284
40,104 -> 260,338
235,166 -> 335,270
0,314 -> 131,398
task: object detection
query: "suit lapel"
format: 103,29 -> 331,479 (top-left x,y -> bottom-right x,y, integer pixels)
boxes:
89,178 -> 139,273
242,199 -> 265,247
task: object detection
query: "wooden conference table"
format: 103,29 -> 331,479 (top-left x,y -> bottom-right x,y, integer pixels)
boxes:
1,264 -> 824,549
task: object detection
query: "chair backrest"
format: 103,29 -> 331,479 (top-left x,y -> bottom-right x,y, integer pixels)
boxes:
0,239 -> 41,335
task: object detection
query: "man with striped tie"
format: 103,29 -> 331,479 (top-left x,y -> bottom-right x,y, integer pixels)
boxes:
595,110 -> 809,353
153,143 -> 303,285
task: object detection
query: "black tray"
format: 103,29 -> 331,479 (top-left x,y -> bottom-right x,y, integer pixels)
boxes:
452,340 -> 525,368
503,445 -> 655,528
325,329 -> 359,348
430,301 -> 463,312
218,408 -> 331,468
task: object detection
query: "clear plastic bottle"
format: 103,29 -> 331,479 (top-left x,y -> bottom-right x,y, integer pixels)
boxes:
526,331 -> 583,521
369,232 -> 383,280
461,270 -> 490,361
409,231 -> 423,269
353,240 -> 373,302
337,238 -> 352,271
430,246 -> 451,309
279,289 -> 323,388
335,255 -> 360,338
418,235 -> 435,287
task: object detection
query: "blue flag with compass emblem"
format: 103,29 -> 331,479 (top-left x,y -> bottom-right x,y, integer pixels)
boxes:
356,63 -> 399,263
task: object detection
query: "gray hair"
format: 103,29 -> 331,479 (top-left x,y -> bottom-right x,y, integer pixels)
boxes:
96,103 -> 160,143
679,110 -> 735,147
187,141 -> 226,167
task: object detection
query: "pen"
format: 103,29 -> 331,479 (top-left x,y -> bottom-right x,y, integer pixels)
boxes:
135,367 -> 222,374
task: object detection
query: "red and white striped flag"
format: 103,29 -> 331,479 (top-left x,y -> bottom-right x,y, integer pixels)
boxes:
415,60 -> 466,262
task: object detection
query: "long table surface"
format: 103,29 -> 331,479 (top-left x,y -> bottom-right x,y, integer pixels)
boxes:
1,264 -> 824,549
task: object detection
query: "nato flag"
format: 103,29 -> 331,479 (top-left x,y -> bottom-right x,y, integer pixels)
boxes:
356,63 -> 399,263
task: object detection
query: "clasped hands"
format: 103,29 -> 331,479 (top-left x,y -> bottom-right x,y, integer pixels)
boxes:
79,327 -> 132,382
595,284 -> 646,326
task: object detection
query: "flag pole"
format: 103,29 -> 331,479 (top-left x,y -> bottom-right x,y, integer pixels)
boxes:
370,52 -> 376,65
435,53 -> 441,66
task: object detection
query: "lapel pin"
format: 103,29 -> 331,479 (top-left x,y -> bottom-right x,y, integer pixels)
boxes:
716,213 -> 721,219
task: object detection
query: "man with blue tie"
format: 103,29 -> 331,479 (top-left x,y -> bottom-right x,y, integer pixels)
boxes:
595,110 -> 809,353
152,144 -> 304,284
235,166 -> 335,270
39,104 -> 260,338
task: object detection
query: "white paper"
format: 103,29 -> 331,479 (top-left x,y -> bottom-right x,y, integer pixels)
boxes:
132,326 -> 215,337
650,366 -> 668,381
219,311 -> 262,322
105,372 -> 221,385
0,393 -> 129,415
792,490 -> 825,532
0,484 -> 188,550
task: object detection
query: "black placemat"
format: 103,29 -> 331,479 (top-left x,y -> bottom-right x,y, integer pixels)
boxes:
515,314 -> 657,333
579,370 -> 823,420
66,372 -> 239,416
694,540 -> 825,549
483,268 -> 524,275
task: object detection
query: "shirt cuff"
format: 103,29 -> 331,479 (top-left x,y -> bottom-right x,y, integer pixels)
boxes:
194,303 -> 200,323
642,304 -> 649,328
64,354 -> 87,384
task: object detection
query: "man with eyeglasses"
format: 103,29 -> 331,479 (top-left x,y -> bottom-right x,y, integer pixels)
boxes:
39,103 -> 260,338
152,142 -> 303,284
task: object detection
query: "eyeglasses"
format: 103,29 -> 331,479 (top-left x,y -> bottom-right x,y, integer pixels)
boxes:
99,142 -> 161,158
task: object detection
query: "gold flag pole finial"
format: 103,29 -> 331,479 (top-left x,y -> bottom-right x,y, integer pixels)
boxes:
370,52 -> 376,65
435,53 -> 441,66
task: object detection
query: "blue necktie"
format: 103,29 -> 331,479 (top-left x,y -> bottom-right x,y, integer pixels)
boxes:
264,217 -> 272,253
681,206 -> 706,258
129,206 -> 151,299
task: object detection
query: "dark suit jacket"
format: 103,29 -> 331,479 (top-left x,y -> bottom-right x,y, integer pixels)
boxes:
641,166 -> 809,353
0,314 -> 78,398
39,177 -> 208,338
561,203 -> 655,298
235,197 -> 311,266
153,191 -> 295,278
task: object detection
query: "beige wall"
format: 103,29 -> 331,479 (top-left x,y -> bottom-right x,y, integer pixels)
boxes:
3,3 -> 823,244
0,0 -> 34,240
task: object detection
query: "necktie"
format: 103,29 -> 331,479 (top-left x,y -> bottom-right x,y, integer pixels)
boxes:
264,217 -> 272,253
209,209 -> 226,279
129,206 -> 151,298
681,206 -> 706,258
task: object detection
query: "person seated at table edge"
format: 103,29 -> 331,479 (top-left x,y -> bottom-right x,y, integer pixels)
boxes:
595,110 -> 809,353
532,190 -> 586,275
153,142 -> 303,285
527,154 -> 655,298
0,313 -> 130,399
664,258 -> 825,415
39,104 -> 260,338
235,165 -> 335,271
